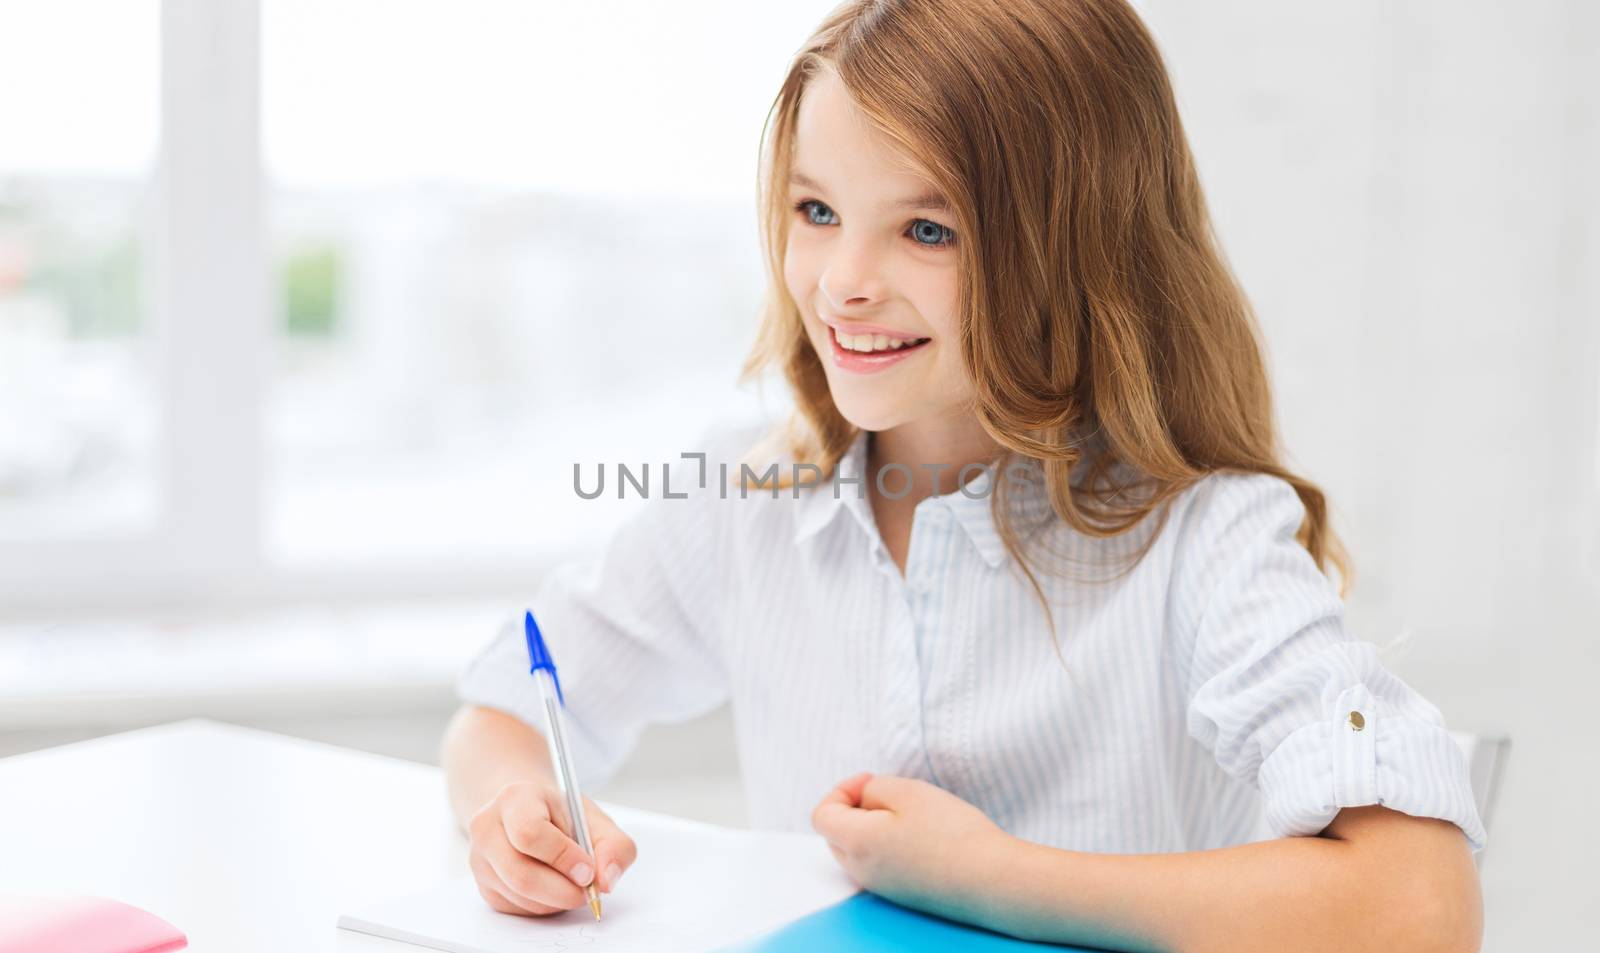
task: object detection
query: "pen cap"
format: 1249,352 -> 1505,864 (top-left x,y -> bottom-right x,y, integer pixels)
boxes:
523,610 -> 566,706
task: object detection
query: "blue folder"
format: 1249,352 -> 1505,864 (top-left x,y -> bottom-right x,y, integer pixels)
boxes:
720,892 -> 1108,952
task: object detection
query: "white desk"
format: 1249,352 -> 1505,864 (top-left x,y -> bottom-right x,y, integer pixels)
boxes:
0,719 -> 468,951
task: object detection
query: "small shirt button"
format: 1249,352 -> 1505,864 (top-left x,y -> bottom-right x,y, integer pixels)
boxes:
1347,710 -> 1366,731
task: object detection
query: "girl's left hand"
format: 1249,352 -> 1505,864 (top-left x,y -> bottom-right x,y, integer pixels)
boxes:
810,772 -> 1016,924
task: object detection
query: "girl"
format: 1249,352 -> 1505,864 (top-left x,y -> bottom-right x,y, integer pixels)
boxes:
442,1 -> 1485,950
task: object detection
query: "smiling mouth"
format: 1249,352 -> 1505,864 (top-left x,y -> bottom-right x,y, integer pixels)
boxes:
829,325 -> 932,353
824,324 -> 932,373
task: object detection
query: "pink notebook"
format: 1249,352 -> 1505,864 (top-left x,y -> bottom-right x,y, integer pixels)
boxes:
0,896 -> 186,953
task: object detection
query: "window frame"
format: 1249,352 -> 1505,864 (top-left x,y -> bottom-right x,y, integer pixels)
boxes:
0,1 -> 260,611
0,0 -> 556,612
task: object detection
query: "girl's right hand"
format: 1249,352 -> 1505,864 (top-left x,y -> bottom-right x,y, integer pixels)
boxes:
465,780 -> 638,916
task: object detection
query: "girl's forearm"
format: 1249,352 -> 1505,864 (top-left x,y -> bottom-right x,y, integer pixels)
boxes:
440,704 -> 558,830
971,808 -> 1480,953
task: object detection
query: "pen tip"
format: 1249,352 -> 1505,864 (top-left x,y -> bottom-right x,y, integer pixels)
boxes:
590,896 -> 602,921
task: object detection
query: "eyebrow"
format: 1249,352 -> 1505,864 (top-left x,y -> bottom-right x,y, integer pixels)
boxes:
789,169 -> 950,212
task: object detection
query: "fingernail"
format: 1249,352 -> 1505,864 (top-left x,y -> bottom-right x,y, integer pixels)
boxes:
605,863 -> 623,890
570,863 -> 593,886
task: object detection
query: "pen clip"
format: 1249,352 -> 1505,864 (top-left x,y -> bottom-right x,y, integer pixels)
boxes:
523,610 -> 566,706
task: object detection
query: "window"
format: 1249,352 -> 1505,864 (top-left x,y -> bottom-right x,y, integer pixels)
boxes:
0,1 -> 828,608
262,0 -> 817,568
0,1 -> 160,542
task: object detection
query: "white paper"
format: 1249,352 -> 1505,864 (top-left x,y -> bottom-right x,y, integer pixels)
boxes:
337,804 -> 859,953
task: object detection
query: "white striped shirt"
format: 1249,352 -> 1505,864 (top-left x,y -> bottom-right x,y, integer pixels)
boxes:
459,425 -> 1487,853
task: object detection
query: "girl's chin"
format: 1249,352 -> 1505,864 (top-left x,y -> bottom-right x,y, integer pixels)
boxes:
826,394 -> 911,434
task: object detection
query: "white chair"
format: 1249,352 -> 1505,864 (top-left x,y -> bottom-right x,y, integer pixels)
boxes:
1450,729 -> 1510,866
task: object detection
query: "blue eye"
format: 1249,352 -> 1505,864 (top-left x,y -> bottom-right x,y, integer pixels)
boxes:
791,198 -> 956,249
794,199 -> 837,226
909,219 -> 955,247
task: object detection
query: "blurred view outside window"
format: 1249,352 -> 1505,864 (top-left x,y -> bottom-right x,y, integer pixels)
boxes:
0,2 -> 159,541
263,1 -> 827,570
2,1 -> 833,591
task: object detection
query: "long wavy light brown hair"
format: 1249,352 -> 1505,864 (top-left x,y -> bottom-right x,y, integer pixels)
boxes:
739,0 -> 1350,614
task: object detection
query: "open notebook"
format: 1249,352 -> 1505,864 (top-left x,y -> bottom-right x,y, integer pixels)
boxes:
337,804 -> 860,953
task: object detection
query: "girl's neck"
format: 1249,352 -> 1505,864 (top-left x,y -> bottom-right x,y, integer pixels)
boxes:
868,415 -> 1005,503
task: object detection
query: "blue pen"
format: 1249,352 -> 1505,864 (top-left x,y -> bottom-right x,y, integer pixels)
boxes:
524,610 -> 603,921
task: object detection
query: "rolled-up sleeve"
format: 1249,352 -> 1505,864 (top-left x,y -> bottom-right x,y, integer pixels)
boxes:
1172,472 -> 1488,852
457,461 -> 730,789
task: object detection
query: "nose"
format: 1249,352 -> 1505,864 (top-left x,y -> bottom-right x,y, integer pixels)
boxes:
818,233 -> 888,310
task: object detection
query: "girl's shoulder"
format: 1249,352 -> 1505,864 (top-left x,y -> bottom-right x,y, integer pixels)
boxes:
1170,468 -> 1307,532
580,419 -> 766,562
1158,468 -> 1326,617
625,418 -> 801,546
1056,459 -> 1306,560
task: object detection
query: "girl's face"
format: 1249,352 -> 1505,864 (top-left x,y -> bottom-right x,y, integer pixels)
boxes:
784,69 -> 969,433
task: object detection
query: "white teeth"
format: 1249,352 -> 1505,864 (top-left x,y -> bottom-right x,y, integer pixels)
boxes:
834,326 -> 925,353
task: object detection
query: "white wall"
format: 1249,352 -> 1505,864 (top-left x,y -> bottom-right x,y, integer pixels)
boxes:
1147,1 -> 1599,945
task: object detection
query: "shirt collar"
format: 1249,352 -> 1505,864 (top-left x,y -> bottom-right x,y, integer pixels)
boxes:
792,428 -> 876,549
942,453 -> 1055,568
792,430 -> 1057,570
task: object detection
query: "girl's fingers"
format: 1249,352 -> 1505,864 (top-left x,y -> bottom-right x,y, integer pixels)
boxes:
474,881 -> 527,916
857,774 -> 908,811
811,771 -> 875,839
483,834 -> 589,911
813,798 -> 876,845
584,800 -> 638,892
501,797 -> 597,888
469,852 -> 563,917
817,772 -> 874,810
